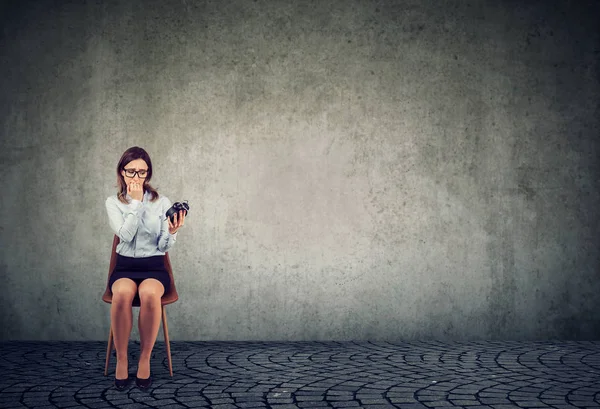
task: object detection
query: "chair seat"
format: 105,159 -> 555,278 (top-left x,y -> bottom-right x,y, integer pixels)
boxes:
102,235 -> 179,306
102,292 -> 178,306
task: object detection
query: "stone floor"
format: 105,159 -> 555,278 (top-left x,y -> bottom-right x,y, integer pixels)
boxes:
1,340 -> 599,408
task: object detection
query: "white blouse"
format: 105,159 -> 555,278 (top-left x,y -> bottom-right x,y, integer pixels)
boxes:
105,190 -> 178,257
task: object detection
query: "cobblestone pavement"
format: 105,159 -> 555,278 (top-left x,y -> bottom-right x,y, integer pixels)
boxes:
1,341 -> 599,409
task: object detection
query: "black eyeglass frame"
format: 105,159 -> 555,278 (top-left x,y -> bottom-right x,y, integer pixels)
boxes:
123,168 -> 149,179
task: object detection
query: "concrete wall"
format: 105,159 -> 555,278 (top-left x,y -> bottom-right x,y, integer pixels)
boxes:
1,0 -> 598,341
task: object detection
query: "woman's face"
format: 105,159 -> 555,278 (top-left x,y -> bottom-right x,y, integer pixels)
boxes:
121,158 -> 149,191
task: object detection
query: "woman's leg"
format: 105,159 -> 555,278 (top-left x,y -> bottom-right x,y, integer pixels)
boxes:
137,278 -> 165,378
110,278 -> 138,379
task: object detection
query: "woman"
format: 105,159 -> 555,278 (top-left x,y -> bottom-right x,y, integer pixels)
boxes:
105,146 -> 185,391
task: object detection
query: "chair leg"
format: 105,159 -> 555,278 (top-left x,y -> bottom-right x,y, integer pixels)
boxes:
161,306 -> 173,377
105,326 -> 113,376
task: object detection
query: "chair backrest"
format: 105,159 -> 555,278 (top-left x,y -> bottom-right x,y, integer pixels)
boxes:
102,235 -> 178,306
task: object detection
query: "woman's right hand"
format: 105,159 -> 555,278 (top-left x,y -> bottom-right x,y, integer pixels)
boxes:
127,182 -> 144,201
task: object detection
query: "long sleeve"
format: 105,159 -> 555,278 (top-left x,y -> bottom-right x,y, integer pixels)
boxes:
158,196 -> 178,253
106,196 -> 142,243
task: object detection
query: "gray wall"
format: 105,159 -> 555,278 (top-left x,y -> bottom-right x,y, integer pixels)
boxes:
1,0 -> 598,341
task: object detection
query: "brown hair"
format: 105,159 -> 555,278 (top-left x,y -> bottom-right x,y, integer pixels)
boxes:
115,146 -> 160,204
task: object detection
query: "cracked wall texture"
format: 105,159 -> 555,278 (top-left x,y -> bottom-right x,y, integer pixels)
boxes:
0,0 -> 598,341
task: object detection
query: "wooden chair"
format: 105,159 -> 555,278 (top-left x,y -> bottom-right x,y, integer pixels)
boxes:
102,234 -> 178,377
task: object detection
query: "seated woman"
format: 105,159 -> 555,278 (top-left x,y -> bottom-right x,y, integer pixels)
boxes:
105,146 -> 185,391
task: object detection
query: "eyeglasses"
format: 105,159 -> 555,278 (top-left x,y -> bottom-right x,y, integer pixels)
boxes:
123,168 -> 148,178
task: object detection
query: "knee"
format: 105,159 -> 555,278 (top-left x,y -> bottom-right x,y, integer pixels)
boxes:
138,287 -> 162,303
112,288 -> 136,305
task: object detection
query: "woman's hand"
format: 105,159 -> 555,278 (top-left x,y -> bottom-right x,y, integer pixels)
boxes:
168,210 -> 185,234
128,182 -> 144,201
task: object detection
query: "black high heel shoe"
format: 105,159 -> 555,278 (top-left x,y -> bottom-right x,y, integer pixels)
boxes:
114,376 -> 131,391
135,375 -> 152,390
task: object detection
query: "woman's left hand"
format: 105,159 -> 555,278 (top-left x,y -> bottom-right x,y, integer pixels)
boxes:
168,210 -> 185,234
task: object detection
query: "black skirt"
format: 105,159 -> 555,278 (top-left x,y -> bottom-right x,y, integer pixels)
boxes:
109,254 -> 171,294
